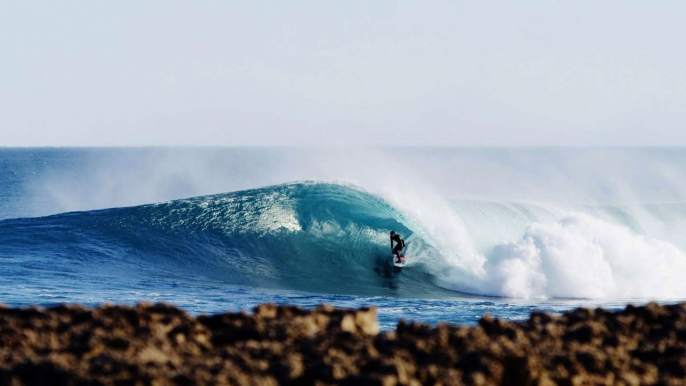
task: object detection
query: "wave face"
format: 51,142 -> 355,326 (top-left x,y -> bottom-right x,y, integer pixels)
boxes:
3,181 -> 686,300
0,182 -> 445,297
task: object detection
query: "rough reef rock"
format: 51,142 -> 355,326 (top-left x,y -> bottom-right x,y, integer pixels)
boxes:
2,301 -> 686,385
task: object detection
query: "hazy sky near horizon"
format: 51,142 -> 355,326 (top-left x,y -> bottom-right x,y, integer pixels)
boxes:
2,1 -> 686,146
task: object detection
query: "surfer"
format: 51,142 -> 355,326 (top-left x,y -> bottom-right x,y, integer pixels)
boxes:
390,231 -> 405,263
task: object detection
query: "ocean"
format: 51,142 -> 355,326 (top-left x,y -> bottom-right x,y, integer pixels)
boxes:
1,147 -> 685,330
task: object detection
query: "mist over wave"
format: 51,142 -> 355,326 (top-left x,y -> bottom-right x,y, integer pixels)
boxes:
13,147 -> 686,218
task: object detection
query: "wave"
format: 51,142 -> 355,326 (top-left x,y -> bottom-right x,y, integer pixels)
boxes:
2,181 -> 686,300
0,182 -> 446,297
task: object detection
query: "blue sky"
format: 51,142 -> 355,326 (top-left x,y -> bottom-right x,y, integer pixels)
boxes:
2,1 -> 685,146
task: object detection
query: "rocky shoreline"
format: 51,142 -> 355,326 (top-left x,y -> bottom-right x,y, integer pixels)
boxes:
1,301 -> 686,385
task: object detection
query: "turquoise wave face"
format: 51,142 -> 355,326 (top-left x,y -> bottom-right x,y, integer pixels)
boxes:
0,182 -> 451,298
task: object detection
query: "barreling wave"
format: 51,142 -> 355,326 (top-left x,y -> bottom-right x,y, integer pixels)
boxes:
0,182 -> 448,297
2,181 -> 686,300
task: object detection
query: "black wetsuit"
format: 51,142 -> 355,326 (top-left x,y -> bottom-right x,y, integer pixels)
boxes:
391,234 -> 405,257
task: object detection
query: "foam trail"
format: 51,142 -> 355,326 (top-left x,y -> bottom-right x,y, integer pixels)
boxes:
429,211 -> 686,299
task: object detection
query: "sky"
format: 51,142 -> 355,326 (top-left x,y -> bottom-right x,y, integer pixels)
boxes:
1,1 -> 686,147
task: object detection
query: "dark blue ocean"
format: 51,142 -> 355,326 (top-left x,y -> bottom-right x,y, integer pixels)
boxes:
2,148 -> 686,330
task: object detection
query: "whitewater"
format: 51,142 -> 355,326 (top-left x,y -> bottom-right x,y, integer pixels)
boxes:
2,147 -> 686,329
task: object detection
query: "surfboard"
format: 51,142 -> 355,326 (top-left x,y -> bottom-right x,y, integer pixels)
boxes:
392,255 -> 406,268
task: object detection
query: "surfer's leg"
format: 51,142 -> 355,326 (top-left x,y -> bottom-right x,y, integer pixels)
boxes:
392,245 -> 402,262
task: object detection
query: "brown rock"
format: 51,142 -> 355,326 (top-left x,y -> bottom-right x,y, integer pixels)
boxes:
2,302 -> 686,385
